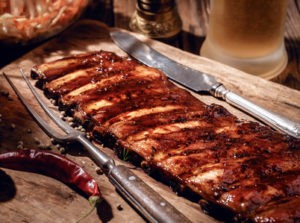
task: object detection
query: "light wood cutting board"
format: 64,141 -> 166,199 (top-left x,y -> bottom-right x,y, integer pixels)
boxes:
0,20 -> 299,223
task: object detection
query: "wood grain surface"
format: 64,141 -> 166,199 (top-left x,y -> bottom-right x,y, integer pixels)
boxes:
0,20 -> 299,223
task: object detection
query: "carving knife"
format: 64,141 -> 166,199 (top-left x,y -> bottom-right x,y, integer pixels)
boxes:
110,30 -> 300,138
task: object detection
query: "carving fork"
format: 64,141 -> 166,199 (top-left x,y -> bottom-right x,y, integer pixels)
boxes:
3,70 -> 191,223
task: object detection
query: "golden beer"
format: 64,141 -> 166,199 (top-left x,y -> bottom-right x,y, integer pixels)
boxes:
200,0 -> 289,79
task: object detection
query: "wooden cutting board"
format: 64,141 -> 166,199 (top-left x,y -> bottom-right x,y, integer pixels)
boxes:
0,20 -> 299,223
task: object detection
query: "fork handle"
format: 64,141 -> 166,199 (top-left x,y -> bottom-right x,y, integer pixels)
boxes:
77,135 -> 191,223
109,165 -> 191,223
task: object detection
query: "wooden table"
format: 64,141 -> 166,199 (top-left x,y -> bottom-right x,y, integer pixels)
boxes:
0,1 -> 300,223
1,0 -> 300,90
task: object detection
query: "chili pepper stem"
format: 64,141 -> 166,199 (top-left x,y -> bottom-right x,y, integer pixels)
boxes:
76,196 -> 102,223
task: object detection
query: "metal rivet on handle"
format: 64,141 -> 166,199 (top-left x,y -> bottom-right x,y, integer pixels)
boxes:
160,202 -> 166,207
129,176 -> 136,181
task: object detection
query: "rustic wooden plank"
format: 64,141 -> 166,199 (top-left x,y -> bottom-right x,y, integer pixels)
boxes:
0,20 -> 217,223
0,20 -> 299,223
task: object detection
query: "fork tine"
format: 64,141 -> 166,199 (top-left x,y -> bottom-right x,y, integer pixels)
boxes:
3,72 -> 69,142
20,69 -> 74,134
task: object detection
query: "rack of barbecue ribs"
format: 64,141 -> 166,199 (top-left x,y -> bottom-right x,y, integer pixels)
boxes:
31,50 -> 300,222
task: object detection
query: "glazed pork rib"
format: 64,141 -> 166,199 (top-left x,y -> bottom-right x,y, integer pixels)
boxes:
31,50 -> 300,222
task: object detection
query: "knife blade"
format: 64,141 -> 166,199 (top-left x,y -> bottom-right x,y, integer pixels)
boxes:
110,30 -> 300,138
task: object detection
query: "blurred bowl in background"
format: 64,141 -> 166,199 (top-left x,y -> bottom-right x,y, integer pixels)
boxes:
0,0 -> 89,46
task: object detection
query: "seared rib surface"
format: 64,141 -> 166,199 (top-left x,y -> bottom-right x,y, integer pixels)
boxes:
32,50 -> 300,222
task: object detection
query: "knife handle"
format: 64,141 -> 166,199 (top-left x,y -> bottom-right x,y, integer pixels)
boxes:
212,84 -> 300,138
109,165 -> 191,223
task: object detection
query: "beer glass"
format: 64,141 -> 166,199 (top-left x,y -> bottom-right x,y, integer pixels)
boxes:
200,0 -> 289,79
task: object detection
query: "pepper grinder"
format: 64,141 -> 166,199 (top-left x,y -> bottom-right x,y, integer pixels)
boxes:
129,0 -> 182,39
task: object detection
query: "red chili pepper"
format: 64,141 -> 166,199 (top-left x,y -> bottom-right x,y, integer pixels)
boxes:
0,149 -> 102,222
